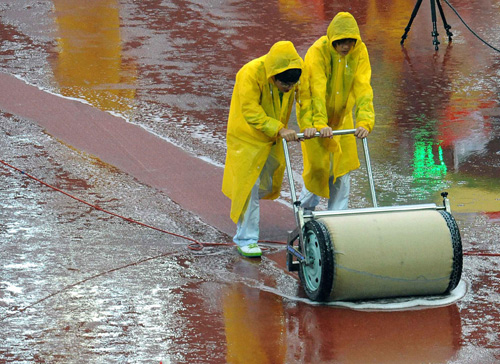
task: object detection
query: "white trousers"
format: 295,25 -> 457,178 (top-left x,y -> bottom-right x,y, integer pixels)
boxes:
233,152 -> 279,247
299,173 -> 351,211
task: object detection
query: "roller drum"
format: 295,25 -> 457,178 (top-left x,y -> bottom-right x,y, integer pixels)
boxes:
299,209 -> 462,301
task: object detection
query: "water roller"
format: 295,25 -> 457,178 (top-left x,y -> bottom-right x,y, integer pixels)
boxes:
283,130 -> 462,302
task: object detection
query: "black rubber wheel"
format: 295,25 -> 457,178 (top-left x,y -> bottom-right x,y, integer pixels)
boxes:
298,220 -> 335,301
438,210 -> 463,293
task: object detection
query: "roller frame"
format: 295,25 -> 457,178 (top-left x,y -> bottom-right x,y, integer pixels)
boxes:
282,131 -> 454,296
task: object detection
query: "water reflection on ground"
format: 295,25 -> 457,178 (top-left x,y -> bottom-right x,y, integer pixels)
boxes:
1,0 -> 499,363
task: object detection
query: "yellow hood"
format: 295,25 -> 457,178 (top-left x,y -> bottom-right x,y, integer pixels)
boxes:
327,12 -> 362,45
264,41 -> 303,80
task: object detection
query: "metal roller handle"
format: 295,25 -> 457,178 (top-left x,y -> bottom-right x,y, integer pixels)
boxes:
361,137 -> 378,207
296,129 -> 357,139
283,128 -> 378,208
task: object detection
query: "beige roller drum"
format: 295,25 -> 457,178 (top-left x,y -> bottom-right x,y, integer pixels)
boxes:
299,209 -> 462,301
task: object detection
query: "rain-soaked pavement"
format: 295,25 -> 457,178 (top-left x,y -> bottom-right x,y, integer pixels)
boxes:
1,0 -> 500,363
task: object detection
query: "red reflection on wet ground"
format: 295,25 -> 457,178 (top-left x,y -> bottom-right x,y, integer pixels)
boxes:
289,305 -> 461,363
165,250 -> 465,363
484,211 -> 500,221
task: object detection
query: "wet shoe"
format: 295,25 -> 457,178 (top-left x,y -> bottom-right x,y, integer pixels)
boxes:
237,243 -> 262,258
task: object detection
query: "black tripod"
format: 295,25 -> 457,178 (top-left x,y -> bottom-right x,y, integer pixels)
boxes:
401,0 -> 453,50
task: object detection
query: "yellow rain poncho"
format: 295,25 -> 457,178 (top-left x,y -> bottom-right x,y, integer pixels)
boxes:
298,12 -> 375,198
222,41 -> 307,223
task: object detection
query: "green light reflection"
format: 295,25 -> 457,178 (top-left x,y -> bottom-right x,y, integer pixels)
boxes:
411,118 -> 448,200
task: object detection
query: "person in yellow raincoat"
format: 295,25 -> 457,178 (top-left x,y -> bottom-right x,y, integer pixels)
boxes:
298,12 -> 375,211
222,41 -> 310,257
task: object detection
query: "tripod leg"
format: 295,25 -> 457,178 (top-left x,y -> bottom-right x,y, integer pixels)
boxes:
401,0 -> 424,45
430,0 -> 440,50
436,0 -> 453,42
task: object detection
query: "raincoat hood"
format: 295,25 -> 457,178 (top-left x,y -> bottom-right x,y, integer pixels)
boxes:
264,41 -> 303,80
327,12 -> 361,45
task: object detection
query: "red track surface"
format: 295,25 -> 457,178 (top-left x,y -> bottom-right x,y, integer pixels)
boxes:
0,72 -> 295,242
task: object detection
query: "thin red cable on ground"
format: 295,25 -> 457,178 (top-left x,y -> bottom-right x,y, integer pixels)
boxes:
0,159 -> 237,250
1,158 -> 498,256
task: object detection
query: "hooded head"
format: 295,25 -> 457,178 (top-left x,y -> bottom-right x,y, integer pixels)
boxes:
327,12 -> 361,46
264,41 -> 303,81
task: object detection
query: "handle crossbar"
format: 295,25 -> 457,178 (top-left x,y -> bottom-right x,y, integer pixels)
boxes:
283,129 -> 378,210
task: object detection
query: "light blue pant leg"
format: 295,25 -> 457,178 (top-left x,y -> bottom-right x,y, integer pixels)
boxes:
233,177 -> 260,247
233,152 -> 279,247
298,183 -> 320,211
327,173 -> 350,210
299,173 -> 350,211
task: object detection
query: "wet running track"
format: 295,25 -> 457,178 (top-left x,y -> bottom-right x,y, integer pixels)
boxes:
1,0 -> 499,363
